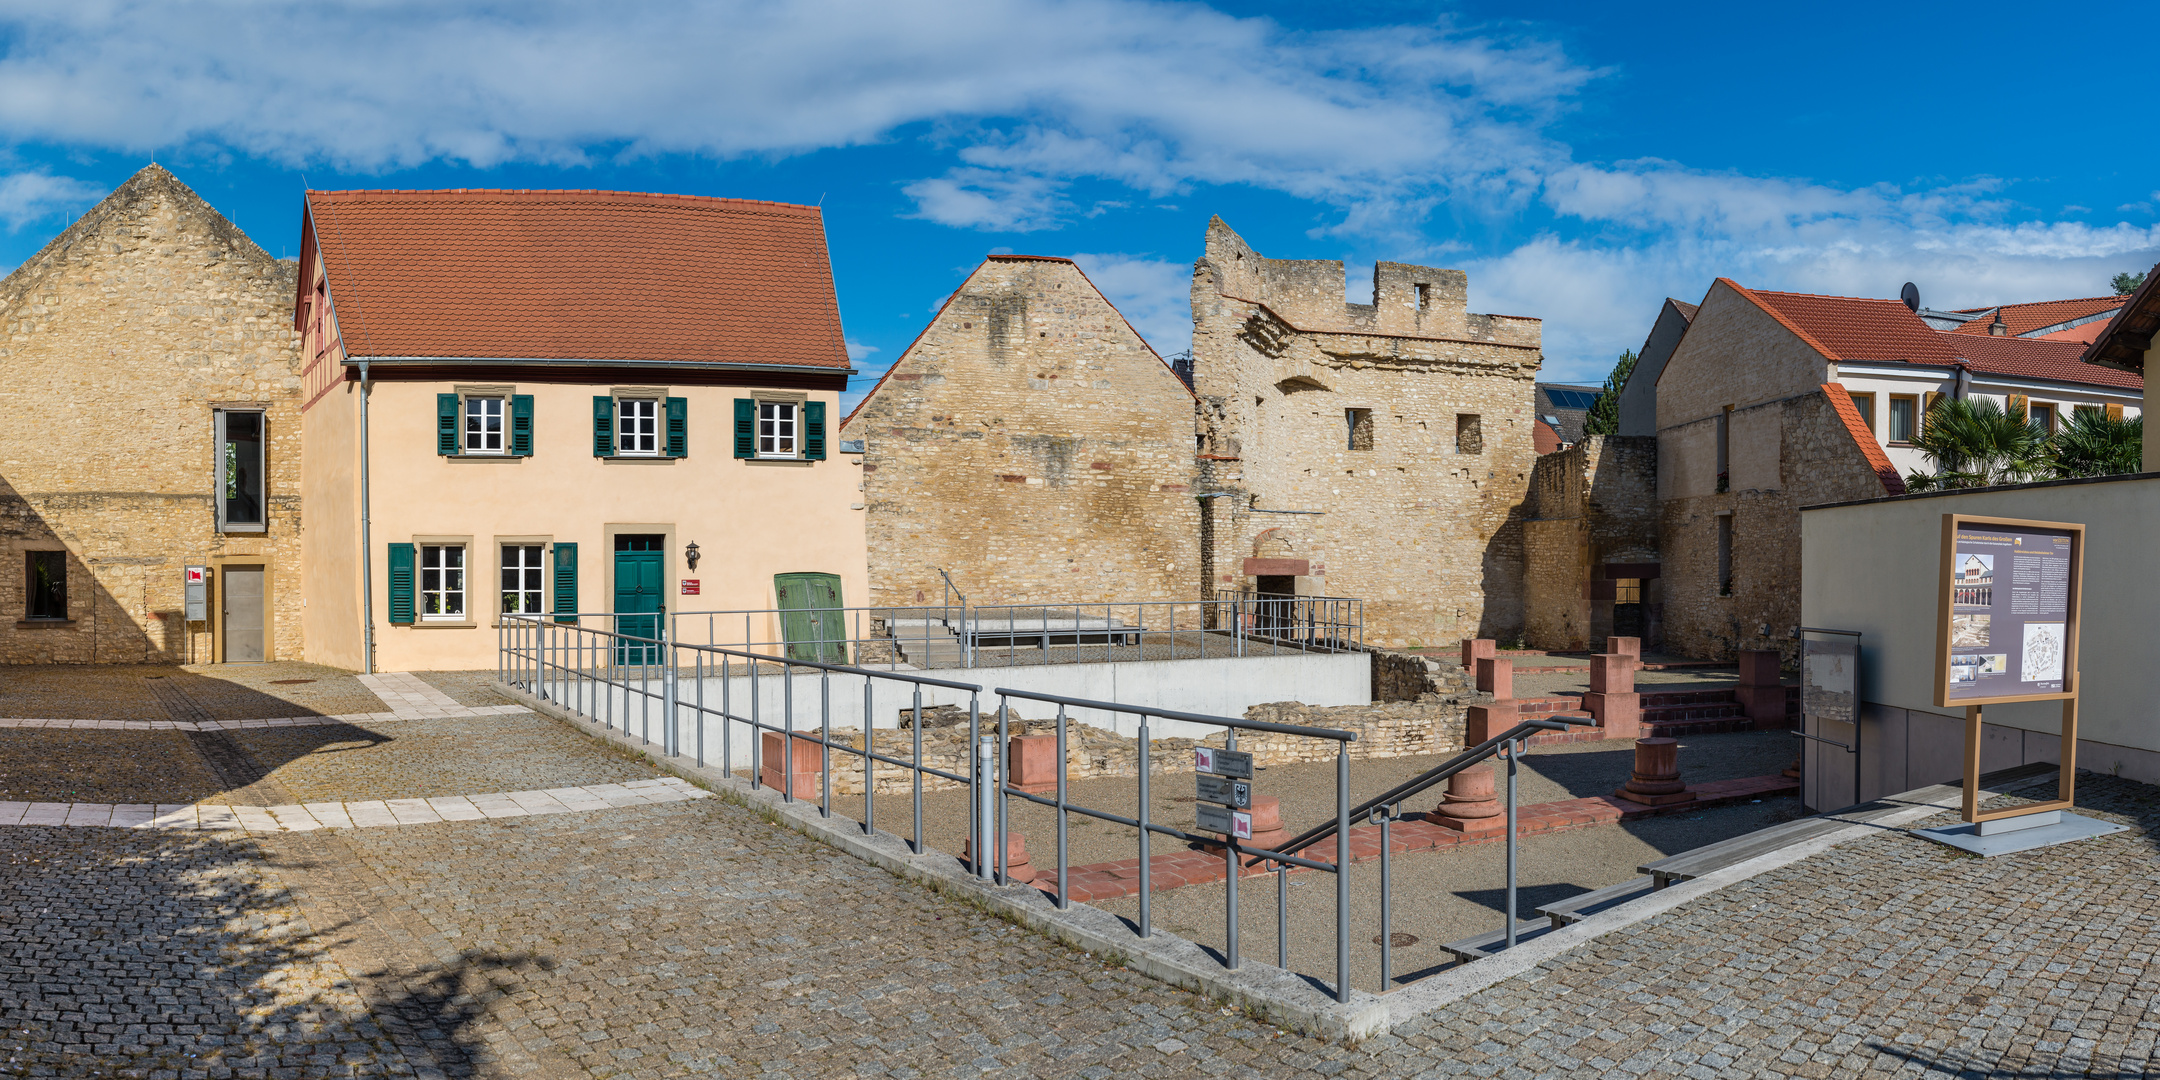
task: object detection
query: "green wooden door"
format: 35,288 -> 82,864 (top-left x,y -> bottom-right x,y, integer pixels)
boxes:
613,535 -> 665,665
775,572 -> 845,664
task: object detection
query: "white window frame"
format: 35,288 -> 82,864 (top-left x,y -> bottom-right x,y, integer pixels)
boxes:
419,544 -> 467,621
618,398 -> 659,456
499,543 -> 546,616
758,401 -> 798,459
464,395 -> 506,455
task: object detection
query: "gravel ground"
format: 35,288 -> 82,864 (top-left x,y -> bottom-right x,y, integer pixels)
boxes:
0,729 -> 232,802
230,713 -> 660,803
795,729 -> 1798,872
1101,797 -> 1807,992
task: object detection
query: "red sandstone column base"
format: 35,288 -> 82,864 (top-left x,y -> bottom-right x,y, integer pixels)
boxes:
759,731 -> 826,797
1583,691 -> 1641,739
1467,701 -> 1517,744
1008,733 -> 1059,794
1616,736 -> 1693,806
963,832 -> 1037,883
1432,763 -> 1505,833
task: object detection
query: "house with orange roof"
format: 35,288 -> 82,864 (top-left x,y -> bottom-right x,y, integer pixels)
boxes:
1655,279 -> 2142,662
2080,264 -> 2159,472
294,188 -> 866,673
1922,294 -> 2128,344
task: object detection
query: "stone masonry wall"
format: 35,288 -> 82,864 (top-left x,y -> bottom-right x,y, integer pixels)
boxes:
808,695 -> 1469,796
1191,218 -> 1540,648
844,256 -> 1199,609
0,165 -> 303,663
1523,435 -> 1659,650
1661,390 -> 1893,663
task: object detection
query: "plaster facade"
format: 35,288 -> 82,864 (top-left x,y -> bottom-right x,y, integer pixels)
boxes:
842,256 -> 1198,609
1190,219 -> 1541,648
0,164 -> 303,664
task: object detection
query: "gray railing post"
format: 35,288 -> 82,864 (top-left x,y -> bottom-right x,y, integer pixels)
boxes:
1137,717 -> 1152,938
1224,727 -> 1239,971
995,698 -> 1010,884
820,670 -> 832,819
862,678 -> 875,836
1505,735 -> 1520,949
1336,743 -> 1350,1003
1055,703 -> 1069,910
1374,804 -> 1394,991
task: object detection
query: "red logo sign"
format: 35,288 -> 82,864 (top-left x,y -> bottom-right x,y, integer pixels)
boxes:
185,567 -> 206,585
680,579 -> 700,595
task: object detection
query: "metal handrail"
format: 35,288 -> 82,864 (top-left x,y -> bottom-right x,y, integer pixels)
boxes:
992,687 -> 1358,742
1269,714 -> 1592,859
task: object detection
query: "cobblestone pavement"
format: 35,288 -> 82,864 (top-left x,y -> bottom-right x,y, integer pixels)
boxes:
7,663 -> 2160,1079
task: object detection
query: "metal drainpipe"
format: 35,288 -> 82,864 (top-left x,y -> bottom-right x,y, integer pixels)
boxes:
359,359 -> 375,675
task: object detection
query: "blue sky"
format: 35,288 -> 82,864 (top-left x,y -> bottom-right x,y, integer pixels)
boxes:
0,1 -> 2153,407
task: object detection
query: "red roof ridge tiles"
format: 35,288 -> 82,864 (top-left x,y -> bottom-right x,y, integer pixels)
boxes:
307,187 -> 822,214
1821,383 -> 1906,496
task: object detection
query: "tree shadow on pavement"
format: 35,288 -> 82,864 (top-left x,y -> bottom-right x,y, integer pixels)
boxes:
0,825 -> 548,1078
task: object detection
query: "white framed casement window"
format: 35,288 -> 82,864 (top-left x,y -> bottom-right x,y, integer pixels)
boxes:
464,396 -> 506,454
758,401 -> 798,458
499,543 -> 545,616
419,544 -> 466,621
215,409 -> 267,533
618,398 -> 659,456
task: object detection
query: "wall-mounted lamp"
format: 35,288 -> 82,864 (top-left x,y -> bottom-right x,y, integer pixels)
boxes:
684,541 -> 701,571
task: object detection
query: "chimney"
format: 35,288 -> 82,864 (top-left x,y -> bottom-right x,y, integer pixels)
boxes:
1989,311 -> 2007,336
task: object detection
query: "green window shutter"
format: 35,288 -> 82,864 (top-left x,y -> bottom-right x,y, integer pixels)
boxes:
803,401 -> 826,461
665,396 -> 688,458
437,394 -> 460,455
387,543 -> 416,624
552,542 -> 578,623
734,398 -> 756,458
592,396 -> 615,457
510,394 -> 534,457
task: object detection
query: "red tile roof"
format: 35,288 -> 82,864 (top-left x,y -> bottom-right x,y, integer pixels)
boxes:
1948,296 -> 2125,337
1733,283 -> 1964,364
304,188 -> 849,368
1948,333 -> 2144,390
1821,384 -> 1905,495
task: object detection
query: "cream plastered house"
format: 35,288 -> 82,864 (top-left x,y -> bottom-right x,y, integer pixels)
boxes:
296,188 -> 865,673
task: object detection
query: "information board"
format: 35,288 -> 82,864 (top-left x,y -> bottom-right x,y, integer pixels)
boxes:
1936,515 -> 2082,706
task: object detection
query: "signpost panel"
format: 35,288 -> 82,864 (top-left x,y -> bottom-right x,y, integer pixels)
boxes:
1195,774 -> 1251,809
1933,514 -> 2084,822
1195,804 -> 1253,840
1193,747 -> 1252,779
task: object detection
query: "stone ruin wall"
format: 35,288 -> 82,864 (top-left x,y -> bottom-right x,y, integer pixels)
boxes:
843,256 -> 1199,615
1191,218 -> 1540,649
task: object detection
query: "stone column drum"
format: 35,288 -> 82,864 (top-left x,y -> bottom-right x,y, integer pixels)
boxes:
1615,737 -> 1695,806
1582,653 -> 1642,740
962,832 -> 1036,883
1432,763 -> 1505,835
1466,657 -> 1517,744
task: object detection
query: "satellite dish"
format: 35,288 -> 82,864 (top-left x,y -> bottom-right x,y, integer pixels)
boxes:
1900,282 -> 1920,313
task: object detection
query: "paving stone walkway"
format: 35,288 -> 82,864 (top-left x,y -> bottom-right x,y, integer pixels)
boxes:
6,664 -> 2160,1079
0,776 -> 708,832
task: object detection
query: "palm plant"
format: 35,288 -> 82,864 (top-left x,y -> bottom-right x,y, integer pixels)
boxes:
1904,396 -> 2048,491
2047,409 -> 2143,478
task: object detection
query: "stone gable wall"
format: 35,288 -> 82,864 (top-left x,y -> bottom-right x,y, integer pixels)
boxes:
843,257 -> 1199,609
1660,391 -> 1892,663
0,165 -> 303,663
1523,435 -> 1659,650
1192,218 -> 1539,648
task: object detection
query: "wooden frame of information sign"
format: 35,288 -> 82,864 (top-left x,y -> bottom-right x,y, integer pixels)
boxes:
1933,513 -> 2083,823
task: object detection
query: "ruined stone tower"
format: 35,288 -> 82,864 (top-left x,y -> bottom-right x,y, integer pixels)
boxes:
1190,218 -> 1539,647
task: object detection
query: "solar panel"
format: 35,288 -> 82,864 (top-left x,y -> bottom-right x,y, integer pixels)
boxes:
1544,389 -> 1601,410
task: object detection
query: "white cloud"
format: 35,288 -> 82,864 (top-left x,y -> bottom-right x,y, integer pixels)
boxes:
0,1 -> 2152,379
0,170 -> 105,231
844,339 -> 880,361
1070,252 -> 1191,357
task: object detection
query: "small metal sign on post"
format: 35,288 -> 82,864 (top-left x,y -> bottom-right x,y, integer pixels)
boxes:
1195,773 -> 1251,809
1195,803 -> 1253,839
1193,746 -> 1252,779
183,566 -> 209,622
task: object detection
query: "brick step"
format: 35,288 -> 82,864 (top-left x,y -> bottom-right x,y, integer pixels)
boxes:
1640,690 -> 1740,708
1644,716 -> 1789,738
